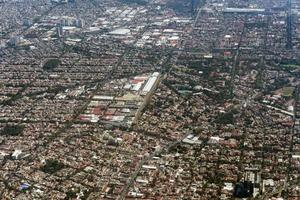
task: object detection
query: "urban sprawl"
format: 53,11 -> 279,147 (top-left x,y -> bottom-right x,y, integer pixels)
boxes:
0,0 -> 300,199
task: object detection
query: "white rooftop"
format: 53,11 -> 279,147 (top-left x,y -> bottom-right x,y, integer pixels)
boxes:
109,28 -> 131,35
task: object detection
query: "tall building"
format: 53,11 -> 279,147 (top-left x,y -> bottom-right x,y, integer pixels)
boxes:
57,26 -> 64,37
191,0 -> 196,17
23,19 -> 32,27
75,19 -> 84,28
286,0 -> 292,49
8,36 -> 21,47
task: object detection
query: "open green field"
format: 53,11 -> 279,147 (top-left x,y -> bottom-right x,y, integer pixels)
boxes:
283,64 -> 300,68
282,87 -> 295,97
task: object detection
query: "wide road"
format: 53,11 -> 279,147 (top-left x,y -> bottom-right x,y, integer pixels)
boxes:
117,2 -> 206,199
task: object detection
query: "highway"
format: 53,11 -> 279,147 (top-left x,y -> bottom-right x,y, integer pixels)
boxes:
284,85 -> 299,198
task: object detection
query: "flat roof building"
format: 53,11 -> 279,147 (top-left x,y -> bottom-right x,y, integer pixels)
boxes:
223,8 -> 265,14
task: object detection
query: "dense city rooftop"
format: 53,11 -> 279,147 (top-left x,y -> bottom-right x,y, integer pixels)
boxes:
0,0 -> 300,199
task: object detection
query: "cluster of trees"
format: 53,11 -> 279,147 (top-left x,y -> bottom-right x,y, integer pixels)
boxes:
43,59 -> 61,71
41,159 -> 65,174
187,60 -> 213,77
72,46 -> 92,57
65,189 -> 80,199
166,0 -> 189,14
280,58 -> 300,66
166,0 -> 206,16
1,125 -> 25,136
203,87 -> 233,103
1,93 -> 22,106
214,108 -> 238,125
266,77 -> 289,92
1,84 -> 29,106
